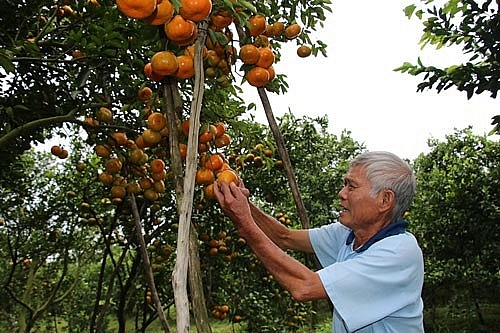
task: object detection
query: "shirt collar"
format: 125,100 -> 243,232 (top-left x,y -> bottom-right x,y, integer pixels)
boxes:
345,220 -> 409,253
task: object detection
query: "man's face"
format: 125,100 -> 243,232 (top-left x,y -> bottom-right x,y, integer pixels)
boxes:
337,165 -> 380,230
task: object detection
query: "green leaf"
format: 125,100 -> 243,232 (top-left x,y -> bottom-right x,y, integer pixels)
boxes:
0,50 -> 14,73
404,4 -> 416,19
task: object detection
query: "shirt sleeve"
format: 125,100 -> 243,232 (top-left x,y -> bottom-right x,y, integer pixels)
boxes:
308,222 -> 350,267
316,233 -> 424,332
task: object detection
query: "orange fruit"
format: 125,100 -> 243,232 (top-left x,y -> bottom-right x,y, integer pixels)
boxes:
256,47 -> 274,68
210,11 -> 233,30
239,44 -> 260,65
98,172 -> 114,185
199,126 -> 215,144
204,154 -> 224,171
179,0 -> 212,22
58,149 -> 69,159
105,157 -> 123,174
248,14 -> 266,37
176,26 -> 198,46
144,0 -> 174,25
142,129 -> 162,146
203,183 -> 215,199
126,181 -> 142,194
253,35 -> 269,48
284,23 -> 301,39
150,51 -> 178,76
205,49 -> 221,67
111,132 -> 128,146
297,45 -> 311,58
246,66 -> 270,87
181,119 -> 190,136
175,54 -> 195,79
51,145 -> 63,156
216,169 -> 238,186
215,122 -> 226,138
110,185 -> 126,199
214,133 -> 230,148
153,179 -> 166,193
198,142 -> 209,153
267,66 -> 275,80
152,169 -> 167,181
140,177 -> 153,189
164,14 -> 196,43
135,135 -> 149,149
88,0 -> 100,7
179,143 -> 188,161
138,86 -> 153,101
129,148 -> 147,165
271,21 -> 285,36
116,0 -> 156,19
144,188 -> 160,201
196,168 -> 215,185
96,107 -> 113,123
147,112 -> 167,131
150,158 -> 165,173
144,62 -> 164,81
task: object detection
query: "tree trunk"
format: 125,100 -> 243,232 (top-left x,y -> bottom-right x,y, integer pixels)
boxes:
171,24 -> 208,333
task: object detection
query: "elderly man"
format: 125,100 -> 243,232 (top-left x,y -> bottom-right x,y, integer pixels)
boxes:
214,151 -> 424,332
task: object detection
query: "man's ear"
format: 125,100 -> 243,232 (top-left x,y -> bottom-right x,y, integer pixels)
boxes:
379,189 -> 395,212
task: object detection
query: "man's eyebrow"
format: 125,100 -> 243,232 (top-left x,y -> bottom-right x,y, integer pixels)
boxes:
343,177 -> 356,185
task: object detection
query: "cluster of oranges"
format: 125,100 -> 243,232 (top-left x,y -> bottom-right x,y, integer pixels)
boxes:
116,0 -> 304,88
86,100 -> 170,203
78,82 -> 238,205
116,0 -> 213,81
212,304 -> 231,320
239,16 -> 301,87
50,145 -> 70,159
188,121 -> 239,199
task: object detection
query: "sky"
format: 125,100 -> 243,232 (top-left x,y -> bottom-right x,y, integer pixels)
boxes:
241,1 -> 499,160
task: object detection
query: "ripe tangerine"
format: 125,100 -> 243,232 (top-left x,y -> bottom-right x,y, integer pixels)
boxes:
204,154 -> 224,171
138,86 -> 153,101
248,14 -> 266,37
256,47 -> 274,68
150,51 -> 178,76
196,168 -> 215,185
179,0 -> 212,22
150,159 -> 165,173
239,44 -> 260,65
246,66 -> 270,87
297,45 -> 312,58
164,14 -> 196,43
216,169 -> 238,186
144,0 -> 174,25
147,112 -> 167,131
144,62 -> 164,81
175,54 -> 195,79
116,0 -> 156,19
285,23 -> 301,39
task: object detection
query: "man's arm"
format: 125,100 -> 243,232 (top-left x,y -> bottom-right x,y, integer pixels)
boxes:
249,203 -> 314,253
214,181 -> 327,302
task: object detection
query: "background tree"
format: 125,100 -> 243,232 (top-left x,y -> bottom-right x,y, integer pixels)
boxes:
409,127 -> 500,332
0,112 -> 363,332
1,0 -> 334,331
396,0 -> 500,134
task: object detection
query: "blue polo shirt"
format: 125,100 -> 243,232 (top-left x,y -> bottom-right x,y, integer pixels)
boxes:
309,221 -> 424,332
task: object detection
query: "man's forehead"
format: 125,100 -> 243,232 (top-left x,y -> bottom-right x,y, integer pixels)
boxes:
344,165 -> 368,182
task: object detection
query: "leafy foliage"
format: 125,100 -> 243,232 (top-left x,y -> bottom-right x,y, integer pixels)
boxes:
395,0 -> 500,133
409,127 -> 500,331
